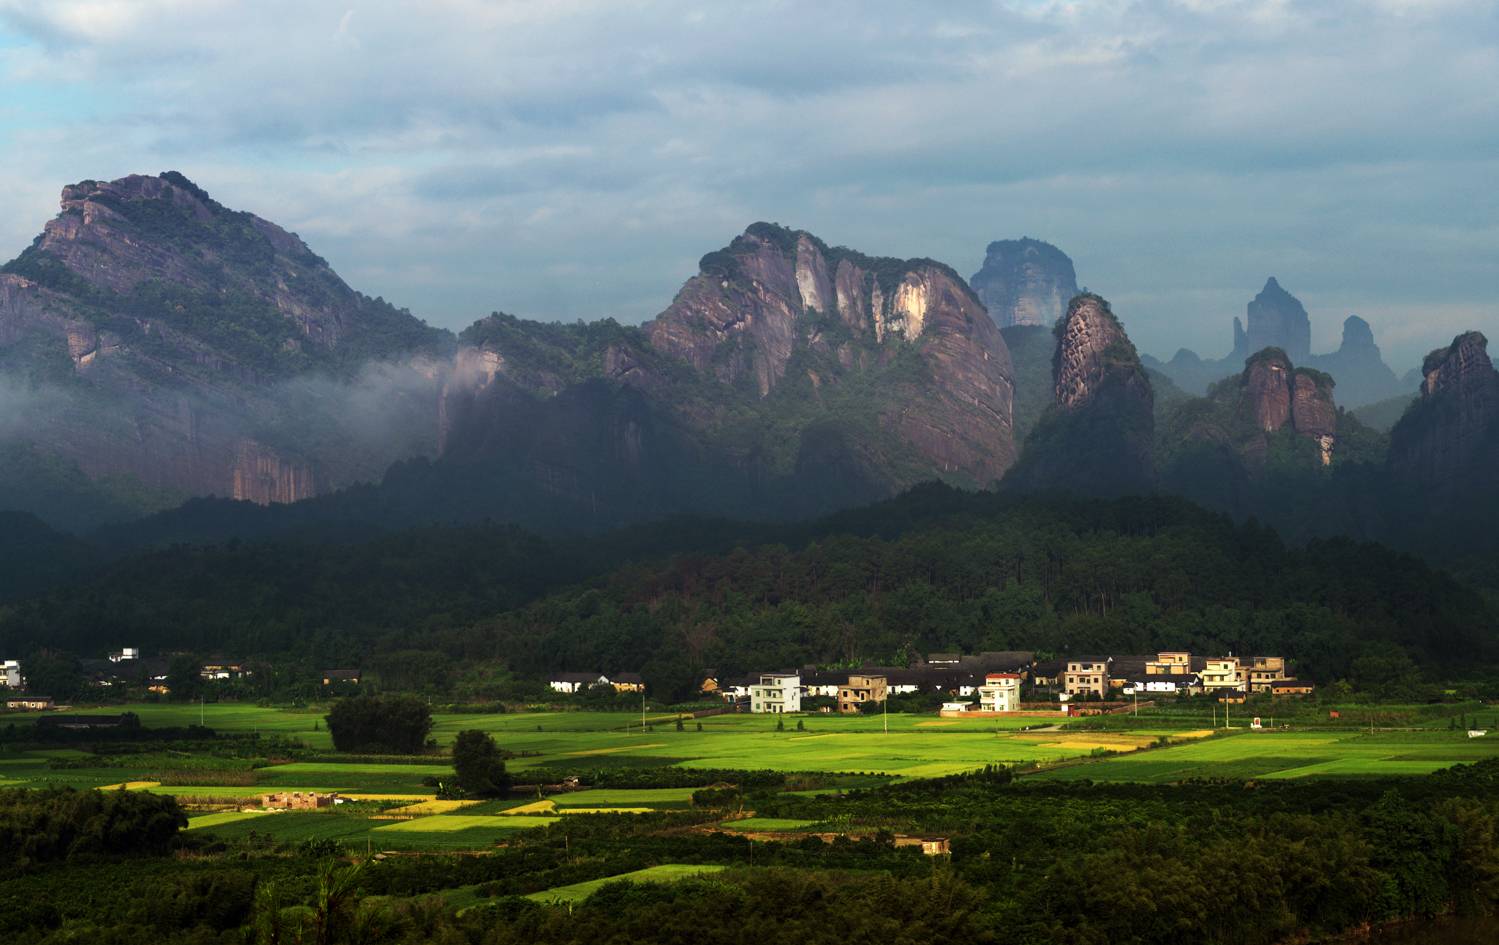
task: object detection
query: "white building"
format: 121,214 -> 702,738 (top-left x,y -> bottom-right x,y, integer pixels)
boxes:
1122,675 -> 1201,697
549,672 -> 611,694
977,673 -> 1021,712
1199,658 -> 1244,693
1,660 -> 21,689
749,674 -> 801,714
109,647 -> 140,663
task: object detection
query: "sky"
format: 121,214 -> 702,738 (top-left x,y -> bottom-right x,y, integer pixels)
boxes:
1,1 -> 1496,370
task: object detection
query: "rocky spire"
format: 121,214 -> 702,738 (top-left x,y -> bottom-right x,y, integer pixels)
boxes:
1237,348 -> 1339,466
1245,277 -> 1312,363
1006,293 -> 1154,494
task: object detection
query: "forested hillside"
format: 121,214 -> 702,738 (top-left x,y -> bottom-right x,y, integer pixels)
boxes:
3,486 -> 1489,700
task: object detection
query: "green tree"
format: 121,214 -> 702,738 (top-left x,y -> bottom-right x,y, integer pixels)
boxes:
451,729 -> 510,797
325,694 -> 432,754
165,654 -> 202,703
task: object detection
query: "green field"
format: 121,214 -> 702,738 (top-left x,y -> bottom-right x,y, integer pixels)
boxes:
8,703 -> 1499,827
1032,729 -> 1499,782
722,817 -> 819,832
524,865 -> 728,904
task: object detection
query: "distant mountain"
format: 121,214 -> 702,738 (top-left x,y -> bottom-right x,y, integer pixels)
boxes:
970,238 -> 1078,329
1005,293 -> 1155,496
1307,315 -> 1402,408
1146,277 -> 1407,408
0,173 -> 450,527
98,222 -> 1020,544
1156,347 -> 1389,518
431,223 -> 1018,526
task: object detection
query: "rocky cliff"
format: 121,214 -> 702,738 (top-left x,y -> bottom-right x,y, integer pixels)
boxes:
435,223 -> 1019,525
0,172 -> 448,525
1005,293 -> 1155,495
969,238 -> 1078,329
1389,331 -> 1499,493
1178,347 -> 1344,469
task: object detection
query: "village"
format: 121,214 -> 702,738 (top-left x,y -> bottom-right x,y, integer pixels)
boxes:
546,650 -> 1315,718
2,648 -> 1316,716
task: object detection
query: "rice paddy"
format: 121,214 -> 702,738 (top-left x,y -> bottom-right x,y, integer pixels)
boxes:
7,702 -> 1499,854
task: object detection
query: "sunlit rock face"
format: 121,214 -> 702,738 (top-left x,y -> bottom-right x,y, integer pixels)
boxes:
433,222 -> 1021,528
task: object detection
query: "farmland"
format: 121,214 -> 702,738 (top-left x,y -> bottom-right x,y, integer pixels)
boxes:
7,700 -> 1499,862
523,865 -> 729,904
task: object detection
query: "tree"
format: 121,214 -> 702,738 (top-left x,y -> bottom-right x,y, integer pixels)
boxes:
451,729 -> 510,797
325,694 -> 432,754
166,655 -> 202,703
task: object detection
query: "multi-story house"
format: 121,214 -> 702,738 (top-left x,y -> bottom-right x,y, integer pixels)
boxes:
1199,657 -> 1244,693
1,660 -> 22,690
1146,651 -> 1192,675
977,673 -> 1021,712
1063,658 -> 1111,699
838,674 -> 888,714
1244,656 -> 1288,693
749,674 -> 801,714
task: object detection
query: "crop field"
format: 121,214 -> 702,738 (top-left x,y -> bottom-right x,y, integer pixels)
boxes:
191,807 -> 564,850
722,817 -> 819,832
8,703 -> 1499,830
1032,729 -> 1499,782
523,865 -> 729,904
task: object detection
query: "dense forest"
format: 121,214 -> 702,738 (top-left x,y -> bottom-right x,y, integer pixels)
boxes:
2,486 -> 1491,700
6,760 -> 1499,943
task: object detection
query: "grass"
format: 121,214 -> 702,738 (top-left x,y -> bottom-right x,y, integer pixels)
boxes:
185,809 -> 275,830
524,865 -> 728,904
721,817 -> 818,832
550,787 -> 699,807
374,814 -> 560,833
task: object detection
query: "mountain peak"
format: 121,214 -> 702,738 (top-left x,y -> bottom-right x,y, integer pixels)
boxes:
970,237 -> 1078,329
1246,276 -> 1311,363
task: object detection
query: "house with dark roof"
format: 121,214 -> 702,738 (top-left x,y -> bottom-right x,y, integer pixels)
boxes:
1029,659 -> 1064,688
321,669 -> 361,687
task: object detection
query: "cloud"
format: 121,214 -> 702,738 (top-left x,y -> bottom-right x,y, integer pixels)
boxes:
0,0 -> 1496,369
